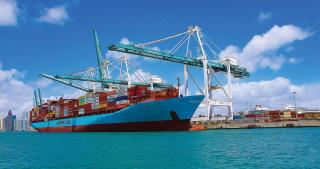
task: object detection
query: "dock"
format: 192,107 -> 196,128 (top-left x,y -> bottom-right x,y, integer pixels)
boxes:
194,120 -> 320,130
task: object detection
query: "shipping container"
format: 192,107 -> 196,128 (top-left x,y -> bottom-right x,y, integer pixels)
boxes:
233,114 -> 242,120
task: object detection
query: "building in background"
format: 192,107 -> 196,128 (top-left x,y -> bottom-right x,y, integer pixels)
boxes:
0,111 -> 33,132
0,116 -> 5,131
5,110 -> 16,131
15,119 -> 30,131
15,112 -> 33,131
22,112 -> 33,131
15,119 -> 23,131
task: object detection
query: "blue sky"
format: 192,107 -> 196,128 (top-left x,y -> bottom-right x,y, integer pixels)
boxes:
0,0 -> 319,115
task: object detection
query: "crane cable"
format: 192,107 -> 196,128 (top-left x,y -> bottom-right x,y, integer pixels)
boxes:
207,65 -> 230,100
200,32 -> 221,60
187,69 -> 204,95
135,31 -> 189,47
201,32 -> 230,59
169,33 -> 190,54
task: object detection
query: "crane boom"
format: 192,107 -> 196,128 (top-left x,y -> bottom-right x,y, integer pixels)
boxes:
93,29 -> 108,87
54,75 -> 172,88
40,74 -> 93,92
108,44 -> 249,78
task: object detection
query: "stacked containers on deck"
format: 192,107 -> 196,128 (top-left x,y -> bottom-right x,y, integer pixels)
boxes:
107,90 -> 117,108
62,100 -> 69,117
154,89 -> 167,98
98,92 -> 108,109
128,85 -> 149,103
55,99 -> 64,118
79,96 -> 86,106
78,94 -> 93,114
60,99 -> 69,117
92,94 -> 100,110
59,99 -> 69,118
66,99 -> 78,117
53,103 -> 60,119
47,101 -> 59,120
166,88 -> 179,98
115,89 -> 129,106
78,96 -> 86,114
106,89 -> 129,108
84,94 -> 93,113
33,105 -> 42,121
152,87 -> 178,99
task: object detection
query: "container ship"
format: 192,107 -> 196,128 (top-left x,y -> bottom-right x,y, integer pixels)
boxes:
29,29 -> 208,132
30,85 -> 204,132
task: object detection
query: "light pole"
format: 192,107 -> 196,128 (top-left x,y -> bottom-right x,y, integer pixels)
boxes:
292,91 -> 297,110
245,101 -> 252,112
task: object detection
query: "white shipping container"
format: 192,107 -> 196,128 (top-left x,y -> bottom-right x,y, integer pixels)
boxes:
64,108 -> 69,116
79,108 -> 84,114
116,100 -> 129,105
55,106 -> 60,113
107,95 -> 115,99
117,91 -> 128,96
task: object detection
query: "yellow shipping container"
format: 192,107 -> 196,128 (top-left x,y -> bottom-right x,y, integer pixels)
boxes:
283,112 -> 291,118
86,93 -> 94,97
79,95 -> 86,99
99,104 -> 107,108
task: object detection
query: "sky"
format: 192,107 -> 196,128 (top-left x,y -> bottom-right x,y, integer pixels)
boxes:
0,0 -> 319,116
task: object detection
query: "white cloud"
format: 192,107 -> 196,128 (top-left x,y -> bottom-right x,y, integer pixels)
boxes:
120,38 -> 130,45
0,63 -> 90,117
259,55 -> 286,71
221,25 -> 311,72
257,12 -> 272,22
212,77 -> 320,112
285,46 -> 294,52
38,5 -> 69,25
288,57 -> 299,64
0,66 -> 33,116
33,78 -> 52,88
0,0 -> 19,26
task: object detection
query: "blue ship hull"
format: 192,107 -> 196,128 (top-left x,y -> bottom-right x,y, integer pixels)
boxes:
31,95 -> 204,132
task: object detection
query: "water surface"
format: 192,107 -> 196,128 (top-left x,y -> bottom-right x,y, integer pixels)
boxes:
1,128 -> 319,169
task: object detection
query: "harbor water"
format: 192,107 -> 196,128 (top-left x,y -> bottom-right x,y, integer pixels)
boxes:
1,128 -> 319,169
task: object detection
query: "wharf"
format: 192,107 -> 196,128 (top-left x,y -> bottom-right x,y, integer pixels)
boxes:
196,120 -> 320,130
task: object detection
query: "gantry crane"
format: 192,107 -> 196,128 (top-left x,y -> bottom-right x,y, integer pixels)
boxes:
40,30 -> 172,94
40,26 -> 249,121
107,26 -> 249,120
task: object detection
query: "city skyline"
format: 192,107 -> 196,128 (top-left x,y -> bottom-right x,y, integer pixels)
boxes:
0,110 -> 32,131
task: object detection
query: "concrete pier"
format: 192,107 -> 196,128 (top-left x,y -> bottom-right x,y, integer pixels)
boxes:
195,120 -> 320,130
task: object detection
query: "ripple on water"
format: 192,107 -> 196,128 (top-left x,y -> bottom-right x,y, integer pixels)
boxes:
0,128 -> 319,169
